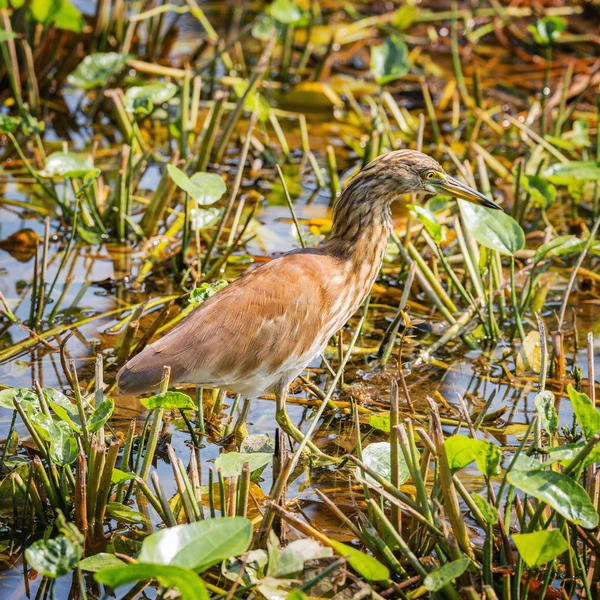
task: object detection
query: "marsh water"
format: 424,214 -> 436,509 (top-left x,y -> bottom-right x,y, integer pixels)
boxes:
1,1 -> 599,597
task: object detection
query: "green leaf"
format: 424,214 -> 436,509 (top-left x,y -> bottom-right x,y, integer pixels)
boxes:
252,14 -> 277,40
458,200 -> 525,256
30,0 -> 85,32
189,281 -> 228,307
424,557 -> 470,592
124,82 -> 177,115
0,30 -> 17,42
49,401 -> 82,434
534,391 -> 558,434
40,152 -> 95,178
368,412 -> 390,432
31,412 -> 55,442
95,563 -> 208,600
472,494 -> 498,524
507,469 -> 599,529
0,387 -> 38,410
444,435 -> 501,477
521,174 -> 557,209
167,165 -> 227,205
0,113 -> 20,133
25,535 -> 81,578
106,502 -> 147,524
358,441 -> 410,487
269,0 -> 303,24
533,235 -> 585,263
49,421 -> 78,466
214,452 -> 272,478
329,540 -> 390,582
512,530 -> 568,567
567,385 -> 600,466
141,391 -> 195,410
110,468 -> 136,484
191,207 -> 222,231
409,204 -> 444,243
88,399 -> 114,433
528,16 -> 566,46
79,553 -> 125,572
544,161 -> 600,185
268,539 -> 332,578
370,35 -> 409,85
67,52 -> 130,89
137,517 -> 252,572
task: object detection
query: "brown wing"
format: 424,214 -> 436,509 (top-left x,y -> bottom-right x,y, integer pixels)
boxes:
116,250 -> 342,394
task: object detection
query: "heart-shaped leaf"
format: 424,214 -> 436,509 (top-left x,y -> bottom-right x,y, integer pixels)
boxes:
444,435 -> 501,477
40,152 -> 95,178
167,165 -> 227,205
25,535 -> 81,578
424,557 -> 471,592
513,530 -> 568,567
329,540 -> 390,582
507,469 -> 599,529
358,441 -> 410,486
214,452 -> 273,478
137,517 -> 252,572
67,52 -> 130,89
95,563 -> 208,600
458,199 -> 525,256
124,82 -> 177,115
88,398 -> 114,433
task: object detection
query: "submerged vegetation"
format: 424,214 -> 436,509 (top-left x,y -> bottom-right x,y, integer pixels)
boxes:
0,0 -> 599,598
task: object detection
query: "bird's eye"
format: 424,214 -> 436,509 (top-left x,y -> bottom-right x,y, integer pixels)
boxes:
424,171 -> 436,180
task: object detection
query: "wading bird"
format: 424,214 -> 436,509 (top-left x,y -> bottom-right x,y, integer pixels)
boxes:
117,150 -> 500,454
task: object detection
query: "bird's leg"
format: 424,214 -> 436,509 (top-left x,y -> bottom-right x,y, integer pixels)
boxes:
275,387 -> 331,461
232,398 -> 250,444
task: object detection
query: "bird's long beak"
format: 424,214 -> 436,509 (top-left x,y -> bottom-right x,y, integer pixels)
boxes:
436,176 -> 503,210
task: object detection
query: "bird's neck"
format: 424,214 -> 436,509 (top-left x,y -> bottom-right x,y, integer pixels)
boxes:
322,189 -> 394,264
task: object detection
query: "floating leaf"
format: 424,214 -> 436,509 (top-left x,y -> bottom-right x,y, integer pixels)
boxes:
329,540 -> 389,582
137,517 -> 252,572
513,530 -> 568,567
424,557 -> 470,592
444,435 -> 501,477
368,413 -> 391,433
543,161 -> 600,185
240,434 -> 275,454
25,535 -> 81,578
214,452 -> 272,478
40,152 -> 95,178
79,553 -> 125,572
67,52 -> 129,89
281,81 -> 342,111
141,391 -> 195,410
409,204 -> 444,244
95,563 -> 208,600
0,387 -> 38,410
88,399 -> 114,433
371,35 -> 409,85
535,391 -> 558,434
358,441 -> 410,486
124,82 -> 177,115
458,200 -> 525,256
507,469 -> 598,529
252,14 -> 277,40
167,165 -> 227,205
190,207 -> 222,231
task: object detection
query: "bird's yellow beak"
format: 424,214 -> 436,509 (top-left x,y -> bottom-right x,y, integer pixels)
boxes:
436,176 -> 502,210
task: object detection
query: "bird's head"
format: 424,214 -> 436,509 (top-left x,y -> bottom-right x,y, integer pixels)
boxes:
348,149 -> 502,210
